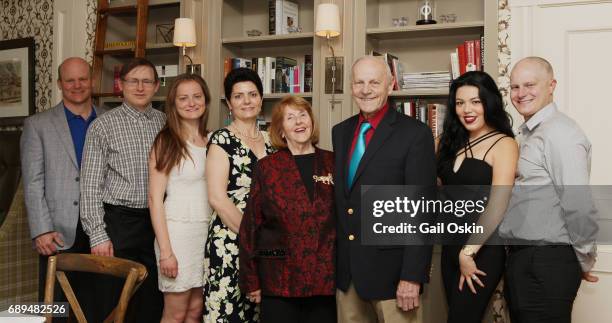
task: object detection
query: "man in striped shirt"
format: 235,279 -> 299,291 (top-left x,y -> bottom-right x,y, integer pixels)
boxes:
80,58 -> 165,322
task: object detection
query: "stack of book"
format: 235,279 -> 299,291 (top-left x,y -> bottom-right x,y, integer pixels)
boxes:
400,71 -> 451,91
450,37 -> 484,79
224,55 -> 313,95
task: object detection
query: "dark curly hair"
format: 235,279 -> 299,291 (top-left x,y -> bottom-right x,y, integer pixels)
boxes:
223,67 -> 264,99
437,71 -> 514,173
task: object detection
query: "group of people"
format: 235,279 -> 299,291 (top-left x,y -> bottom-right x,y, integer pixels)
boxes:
20,53 -> 597,323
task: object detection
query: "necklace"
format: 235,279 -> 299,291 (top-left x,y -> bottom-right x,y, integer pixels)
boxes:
230,123 -> 262,141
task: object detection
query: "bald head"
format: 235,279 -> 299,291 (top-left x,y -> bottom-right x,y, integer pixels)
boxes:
510,56 -> 557,120
352,55 -> 393,83
512,56 -> 554,81
58,57 -> 91,81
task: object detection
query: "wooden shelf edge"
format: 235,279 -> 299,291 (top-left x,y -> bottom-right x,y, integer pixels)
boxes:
220,92 -> 314,100
367,21 -> 484,36
108,0 -> 179,9
222,32 -> 314,45
389,89 -> 449,97
98,42 -> 176,55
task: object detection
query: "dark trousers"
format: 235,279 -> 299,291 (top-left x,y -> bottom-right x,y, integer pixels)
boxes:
441,245 -> 506,323
261,295 -> 336,323
38,220 -> 101,322
98,203 -> 163,323
504,245 -> 582,323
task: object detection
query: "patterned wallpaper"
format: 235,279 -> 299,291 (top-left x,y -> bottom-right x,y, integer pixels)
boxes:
498,0 -> 512,112
85,0 -> 97,63
0,0 -> 54,113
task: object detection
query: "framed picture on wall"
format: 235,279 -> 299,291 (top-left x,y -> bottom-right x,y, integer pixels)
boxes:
0,37 -> 35,126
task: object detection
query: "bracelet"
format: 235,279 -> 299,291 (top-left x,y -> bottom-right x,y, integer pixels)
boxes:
159,253 -> 174,261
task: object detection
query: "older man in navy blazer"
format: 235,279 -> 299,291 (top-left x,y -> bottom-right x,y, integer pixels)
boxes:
332,56 -> 436,322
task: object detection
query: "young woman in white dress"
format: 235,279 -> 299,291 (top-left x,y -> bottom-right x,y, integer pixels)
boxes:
148,74 -> 212,323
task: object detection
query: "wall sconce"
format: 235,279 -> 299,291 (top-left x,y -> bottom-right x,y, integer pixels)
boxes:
173,18 -> 200,74
315,3 -> 342,108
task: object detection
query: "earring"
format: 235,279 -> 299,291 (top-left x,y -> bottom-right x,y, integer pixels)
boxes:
225,109 -> 233,126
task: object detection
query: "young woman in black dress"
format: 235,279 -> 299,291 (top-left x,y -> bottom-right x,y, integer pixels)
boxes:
436,71 -> 518,323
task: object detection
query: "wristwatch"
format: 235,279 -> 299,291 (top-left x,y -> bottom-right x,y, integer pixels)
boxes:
461,245 -> 477,258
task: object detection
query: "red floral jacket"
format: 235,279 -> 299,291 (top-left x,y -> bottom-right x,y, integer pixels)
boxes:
239,148 -> 336,297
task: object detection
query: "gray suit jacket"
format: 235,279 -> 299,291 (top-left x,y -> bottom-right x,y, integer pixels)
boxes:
21,102 -> 105,249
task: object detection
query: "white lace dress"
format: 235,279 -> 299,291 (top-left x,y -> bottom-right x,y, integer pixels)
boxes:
155,142 -> 211,292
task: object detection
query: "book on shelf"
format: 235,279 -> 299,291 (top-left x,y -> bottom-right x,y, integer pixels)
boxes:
372,51 -> 402,90
269,0 -> 299,35
225,55 -> 312,95
304,54 -> 313,92
113,65 -> 122,96
282,1 -> 299,34
275,57 -> 297,93
451,38 -> 483,78
427,103 -> 447,138
391,99 -> 447,138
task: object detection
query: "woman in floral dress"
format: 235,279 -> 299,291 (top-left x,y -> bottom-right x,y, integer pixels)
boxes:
204,68 -> 274,322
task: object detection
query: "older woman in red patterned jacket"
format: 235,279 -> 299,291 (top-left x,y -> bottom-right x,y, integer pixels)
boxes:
239,95 -> 336,323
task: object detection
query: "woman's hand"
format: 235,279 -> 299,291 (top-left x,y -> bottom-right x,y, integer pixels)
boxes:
160,253 -> 178,278
247,290 -> 261,304
458,252 -> 486,294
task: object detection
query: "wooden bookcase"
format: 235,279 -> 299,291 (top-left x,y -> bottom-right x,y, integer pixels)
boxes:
97,0 -> 183,110
202,0 -> 320,129
352,0 -> 497,111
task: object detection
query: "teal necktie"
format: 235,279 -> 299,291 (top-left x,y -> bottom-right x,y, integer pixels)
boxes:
348,122 -> 372,188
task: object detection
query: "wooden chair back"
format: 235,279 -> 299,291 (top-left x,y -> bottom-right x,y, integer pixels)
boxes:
44,253 -> 147,323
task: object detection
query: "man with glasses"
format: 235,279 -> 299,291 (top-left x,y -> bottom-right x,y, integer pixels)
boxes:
80,58 -> 165,322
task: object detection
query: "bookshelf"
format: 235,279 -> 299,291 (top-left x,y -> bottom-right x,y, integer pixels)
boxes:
357,0 -> 497,80
202,0 -> 319,129
97,0 -> 183,110
200,0 -> 497,150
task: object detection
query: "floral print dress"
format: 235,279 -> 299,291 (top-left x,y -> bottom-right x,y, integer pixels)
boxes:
204,128 -> 274,323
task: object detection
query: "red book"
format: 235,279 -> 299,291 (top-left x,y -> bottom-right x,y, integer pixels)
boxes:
113,65 -> 122,95
465,40 -> 476,72
457,44 -> 467,75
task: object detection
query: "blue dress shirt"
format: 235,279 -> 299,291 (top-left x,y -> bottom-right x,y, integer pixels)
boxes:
64,105 -> 97,168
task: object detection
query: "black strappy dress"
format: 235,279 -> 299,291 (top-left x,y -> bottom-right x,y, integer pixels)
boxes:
438,130 -> 508,323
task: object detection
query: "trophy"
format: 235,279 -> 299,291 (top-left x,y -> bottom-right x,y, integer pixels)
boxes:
416,0 -> 437,25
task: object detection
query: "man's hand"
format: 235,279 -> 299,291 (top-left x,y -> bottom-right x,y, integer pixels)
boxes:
34,232 -> 64,256
582,271 -> 599,283
91,240 -> 114,257
396,280 -> 420,311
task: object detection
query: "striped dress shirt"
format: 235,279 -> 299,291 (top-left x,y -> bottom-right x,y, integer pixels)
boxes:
80,103 -> 166,247
499,103 -> 598,271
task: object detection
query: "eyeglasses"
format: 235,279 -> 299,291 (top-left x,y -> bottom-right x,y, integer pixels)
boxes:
122,78 -> 156,88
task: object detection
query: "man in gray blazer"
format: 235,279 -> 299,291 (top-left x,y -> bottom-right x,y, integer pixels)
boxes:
21,57 -> 104,322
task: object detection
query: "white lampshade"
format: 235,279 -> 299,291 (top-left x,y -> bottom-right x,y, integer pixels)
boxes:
315,3 -> 341,38
173,18 -> 196,47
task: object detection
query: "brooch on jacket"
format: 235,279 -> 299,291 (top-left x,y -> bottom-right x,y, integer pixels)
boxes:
313,173 -> 334,185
